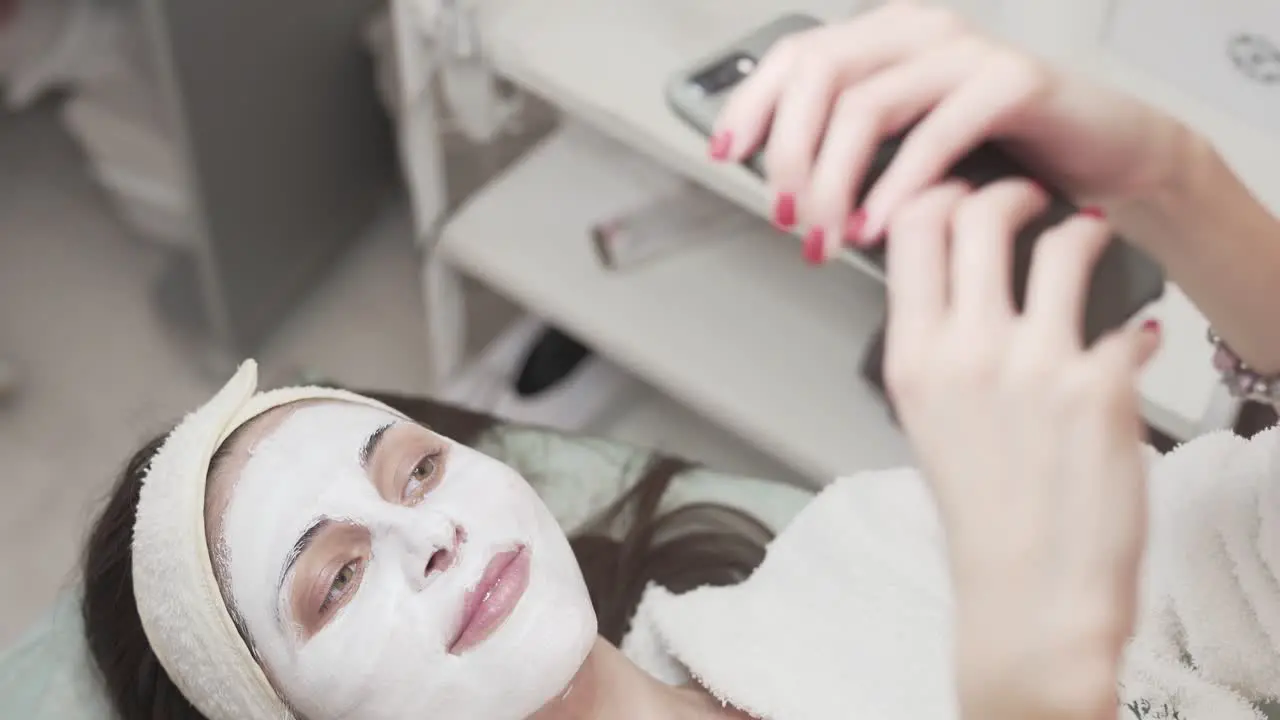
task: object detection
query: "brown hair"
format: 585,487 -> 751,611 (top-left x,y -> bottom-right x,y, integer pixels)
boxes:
81,394 -> 773,719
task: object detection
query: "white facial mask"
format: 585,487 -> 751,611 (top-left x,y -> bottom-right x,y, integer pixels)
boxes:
218,403 -> 597,720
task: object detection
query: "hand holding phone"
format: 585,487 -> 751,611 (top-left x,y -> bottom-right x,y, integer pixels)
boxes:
664,14 -> 1165,346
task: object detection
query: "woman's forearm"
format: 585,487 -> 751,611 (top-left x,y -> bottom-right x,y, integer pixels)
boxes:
1117,127 -> 1280,374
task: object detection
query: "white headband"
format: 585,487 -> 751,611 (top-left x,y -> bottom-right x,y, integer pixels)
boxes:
131,360 -> 402,720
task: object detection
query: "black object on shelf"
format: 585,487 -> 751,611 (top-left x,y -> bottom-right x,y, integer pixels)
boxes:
514,327 -> 594,397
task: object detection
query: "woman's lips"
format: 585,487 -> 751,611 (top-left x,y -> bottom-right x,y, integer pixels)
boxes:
447,545 -> 530,655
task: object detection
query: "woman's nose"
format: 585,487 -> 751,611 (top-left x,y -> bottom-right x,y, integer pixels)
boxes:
422,524 -> 466,579
383,508 -> 466,586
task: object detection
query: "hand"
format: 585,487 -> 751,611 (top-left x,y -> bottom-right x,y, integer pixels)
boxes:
883,179 -> 1158,720
710,2 -> 1190,262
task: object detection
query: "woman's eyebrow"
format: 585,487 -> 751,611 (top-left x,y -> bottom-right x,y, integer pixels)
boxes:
276,518 -> 331,625
359,422 -> 396,469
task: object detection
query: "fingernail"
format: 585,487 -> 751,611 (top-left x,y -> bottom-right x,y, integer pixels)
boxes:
843,209 -> 868,246
708,131 -> 733,161
774,192 -> 797,229
1138,322 -> 1163,365
802,227 -> 826,265
1081,206 -> 1106,220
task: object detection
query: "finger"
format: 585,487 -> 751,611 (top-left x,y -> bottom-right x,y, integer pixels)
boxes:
1022,212 -> 1113,348
949,179 -> 1048,319
1081,321 -> 1160,435
805,39 -> 986,256
1086,323 -> 1162,396
1116,318 -> 1163,372
713,4 -> 967,163
859,48 -> 1052,240
1134,319 -> 1162,368
762,50 -> 846,199
885,182 -> 971,346
709,33 -> 806,163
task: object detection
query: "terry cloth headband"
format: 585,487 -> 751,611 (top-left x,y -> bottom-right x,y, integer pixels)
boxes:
131,360 -> 403,719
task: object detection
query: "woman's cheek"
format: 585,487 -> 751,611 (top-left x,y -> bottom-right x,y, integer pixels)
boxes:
284,559 -> 440,718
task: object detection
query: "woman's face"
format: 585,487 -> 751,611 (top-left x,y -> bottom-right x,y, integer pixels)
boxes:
204,402 -> 597,720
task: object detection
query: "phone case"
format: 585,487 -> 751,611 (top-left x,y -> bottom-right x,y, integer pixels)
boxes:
665,14 -> 1166,345
664,13 -> 823,143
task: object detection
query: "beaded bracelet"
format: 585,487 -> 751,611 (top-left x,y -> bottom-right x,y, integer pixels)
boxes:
1209,329 -> 1280,403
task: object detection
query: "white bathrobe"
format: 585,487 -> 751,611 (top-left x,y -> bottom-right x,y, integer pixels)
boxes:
622,427 -> 1280,720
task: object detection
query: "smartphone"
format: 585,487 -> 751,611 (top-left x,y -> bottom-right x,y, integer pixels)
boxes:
665,14 -> 1166,345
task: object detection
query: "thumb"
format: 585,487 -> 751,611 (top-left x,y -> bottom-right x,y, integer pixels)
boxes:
1133,318 -> 1162,369
1092,317 -> 1161,438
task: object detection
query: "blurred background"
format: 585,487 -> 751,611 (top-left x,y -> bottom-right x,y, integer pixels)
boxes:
0,0 -> 431,646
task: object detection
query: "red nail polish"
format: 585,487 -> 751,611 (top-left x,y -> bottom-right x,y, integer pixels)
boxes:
802,227 -> 826,265
1081,206 -> 1106,220
1141,318 -> 1161,334
774,193 -> 797,229
844,209 -> 868,246
708,131 -> 733,161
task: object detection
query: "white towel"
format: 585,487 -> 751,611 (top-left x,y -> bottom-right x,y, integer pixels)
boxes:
623,430 -> 1280,719
1120,429 -> 1280,719
623,467 -> 959,719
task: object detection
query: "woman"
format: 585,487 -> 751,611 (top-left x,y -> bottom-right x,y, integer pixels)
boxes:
83,386 -> 777,720
81,4 -> 1280,719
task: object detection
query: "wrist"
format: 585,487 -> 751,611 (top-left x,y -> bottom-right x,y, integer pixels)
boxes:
1117,120 -> 1216,254
956,620 -> 1121,720
1112,120 -> 1280,373
953,581 -> 1127,720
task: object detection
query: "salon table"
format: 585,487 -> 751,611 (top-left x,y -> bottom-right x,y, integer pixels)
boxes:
402,0 -> 1243,483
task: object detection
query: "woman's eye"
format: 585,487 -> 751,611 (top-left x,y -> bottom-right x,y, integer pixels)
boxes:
320,560 -> 361,614
402,452 -> 440,505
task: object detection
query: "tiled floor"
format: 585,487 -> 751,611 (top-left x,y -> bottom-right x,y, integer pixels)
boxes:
0,101 -> 798,648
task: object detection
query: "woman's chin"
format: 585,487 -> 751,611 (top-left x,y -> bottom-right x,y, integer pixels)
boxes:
512,606 -> 599,711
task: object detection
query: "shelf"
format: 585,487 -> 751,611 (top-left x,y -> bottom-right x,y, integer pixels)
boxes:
984,2 -> 1280,214
478,0 -> 887,282
473,0 -> 1237,441
439,125 -> 912,481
